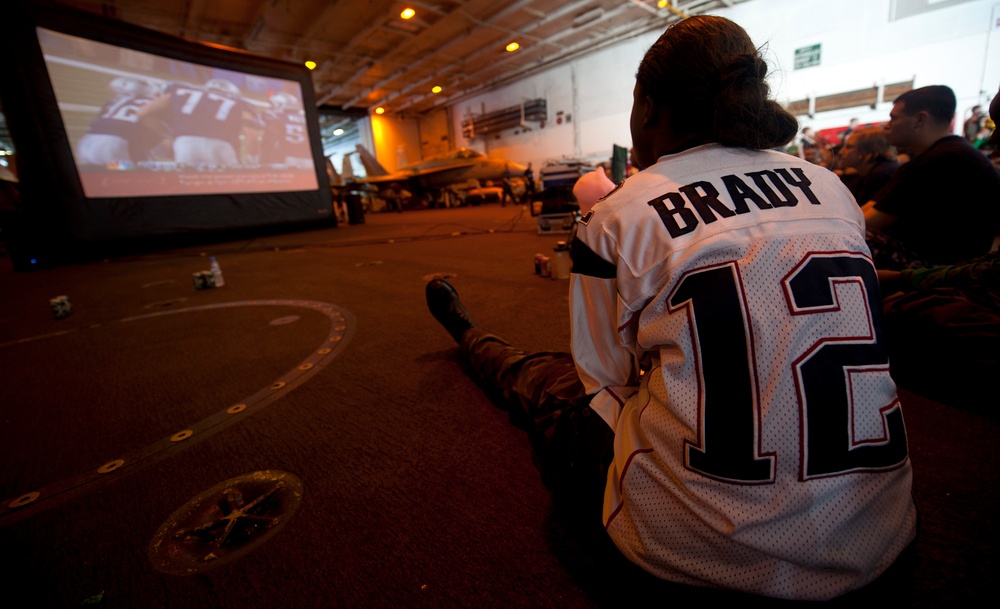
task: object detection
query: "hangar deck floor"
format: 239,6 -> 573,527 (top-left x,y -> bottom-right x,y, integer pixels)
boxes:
0,204 -> 995,608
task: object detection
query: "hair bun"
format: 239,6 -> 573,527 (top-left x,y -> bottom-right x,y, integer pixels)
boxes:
721,53 -> 766,86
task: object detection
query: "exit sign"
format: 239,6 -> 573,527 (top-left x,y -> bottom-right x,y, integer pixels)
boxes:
794,44 -> 821,69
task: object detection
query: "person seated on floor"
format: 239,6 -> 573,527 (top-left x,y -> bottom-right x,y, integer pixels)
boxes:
862,85 -> 1000,268
964,105 -> 987,143
987,84 -> 1000,171
426,14 -> 915,603
877,251 -> 1000,404
796,126 -> 821,164
382,182 -> 410,213
838,117 -> 860,150
874,85 -> 1000,404
837,125 -> 900,206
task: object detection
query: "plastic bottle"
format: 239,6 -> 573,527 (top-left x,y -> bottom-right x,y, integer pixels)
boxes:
209,257 -> 225,287
552,241 -> 571,279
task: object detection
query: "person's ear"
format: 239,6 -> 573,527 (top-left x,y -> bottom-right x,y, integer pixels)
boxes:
642,94 -> 659,128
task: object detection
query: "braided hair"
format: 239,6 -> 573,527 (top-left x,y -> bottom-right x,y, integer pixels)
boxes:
635,15 -> 797,150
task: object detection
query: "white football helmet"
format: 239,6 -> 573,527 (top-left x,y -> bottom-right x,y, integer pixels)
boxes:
205,79 -> 241,97
109,77 -> 145,96
269,92 -> 299,111
144,80 -> 166,97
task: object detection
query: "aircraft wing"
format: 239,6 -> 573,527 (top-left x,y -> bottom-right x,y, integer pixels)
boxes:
405,159 -> 480,176
361,171 -> 414,184
353,144 -> 525,189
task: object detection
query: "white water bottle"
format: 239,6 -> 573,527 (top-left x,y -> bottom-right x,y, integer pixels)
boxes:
552,241 -> 571,279
209,257 -> 225,287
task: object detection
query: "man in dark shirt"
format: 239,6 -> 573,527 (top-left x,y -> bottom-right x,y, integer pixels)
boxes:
863,85 -> 1000,266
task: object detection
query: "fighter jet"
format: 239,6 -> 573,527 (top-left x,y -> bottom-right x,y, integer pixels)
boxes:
353,144 -> 526,190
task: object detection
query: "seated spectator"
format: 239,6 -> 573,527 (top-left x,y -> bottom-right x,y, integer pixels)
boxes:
382,182 -> 410,213
796,126 -> 822,164
989,86 -> 1000,171
877,251 -> 1000,406
862,85 -> 1000,267
975,115 -> 996,151
964,105 -> 986,143
839,117 -> 859,148
837,126 -> 900,205
428,14 -> 915,602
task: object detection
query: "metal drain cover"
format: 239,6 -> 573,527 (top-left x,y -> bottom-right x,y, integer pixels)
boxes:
149,470 -> 303,575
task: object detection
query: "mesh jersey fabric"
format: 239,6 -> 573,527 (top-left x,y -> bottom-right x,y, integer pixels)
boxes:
570,144 -> 917,600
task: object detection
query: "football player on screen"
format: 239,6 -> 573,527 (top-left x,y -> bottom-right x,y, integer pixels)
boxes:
75,76 -> 162,168
138,77 -> 262,167
260,92 -> 313,169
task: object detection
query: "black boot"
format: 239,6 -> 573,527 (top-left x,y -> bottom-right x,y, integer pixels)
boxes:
426,279 -> 476,344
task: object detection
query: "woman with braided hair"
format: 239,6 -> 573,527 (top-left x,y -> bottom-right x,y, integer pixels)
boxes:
427,15 -> 915,601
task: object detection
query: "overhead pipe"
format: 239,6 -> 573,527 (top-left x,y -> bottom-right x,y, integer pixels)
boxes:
395,1 -> 636,114
421,11 -> 682,114
415,2 -> 639,113
381,0 -> 599,112
334,0 -> 538,109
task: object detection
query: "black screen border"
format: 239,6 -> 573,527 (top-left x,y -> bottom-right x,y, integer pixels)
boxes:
0,1 -> 332,257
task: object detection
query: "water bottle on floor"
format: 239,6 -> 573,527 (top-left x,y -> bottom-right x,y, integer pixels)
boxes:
209,257 -> 225,287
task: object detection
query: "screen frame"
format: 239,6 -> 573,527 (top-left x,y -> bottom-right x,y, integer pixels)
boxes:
0,2 -> 332,253
38,26 -> 321,199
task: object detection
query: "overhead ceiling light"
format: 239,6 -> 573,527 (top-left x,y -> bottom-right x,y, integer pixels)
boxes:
333,128 -> 344,136
401,8 -> 415,20
304,60 -> 317,70
431,85 -> 442,94
374,107 -> 386,115
658,0 -> 669,8
506,41 -> 520,53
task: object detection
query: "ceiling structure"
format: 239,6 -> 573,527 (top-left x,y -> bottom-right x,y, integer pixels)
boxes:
51,0 -> 753,116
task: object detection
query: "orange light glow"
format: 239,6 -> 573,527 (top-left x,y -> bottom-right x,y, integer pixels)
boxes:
657,0 -> 669,7
401,8 -> 415,20
505,41 -> 520,52
304,60 -> 317,70
375,107 -> 386,115
431,85 -> 442,94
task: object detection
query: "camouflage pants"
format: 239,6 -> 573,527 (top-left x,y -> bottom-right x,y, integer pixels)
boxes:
460,328 -> 613,496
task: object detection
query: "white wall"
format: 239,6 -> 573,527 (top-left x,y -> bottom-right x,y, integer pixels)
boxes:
447,0 -> 1000,166
451,35 -> 658,171
728,0 -> 1000,130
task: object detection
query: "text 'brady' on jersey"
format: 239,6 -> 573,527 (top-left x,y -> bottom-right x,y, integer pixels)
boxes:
570,144 -> 916,601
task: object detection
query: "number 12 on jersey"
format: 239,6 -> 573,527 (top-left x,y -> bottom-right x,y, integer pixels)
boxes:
672,254 -> 908,485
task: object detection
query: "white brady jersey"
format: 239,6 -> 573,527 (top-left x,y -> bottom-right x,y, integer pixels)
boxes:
570,144 -> 916,600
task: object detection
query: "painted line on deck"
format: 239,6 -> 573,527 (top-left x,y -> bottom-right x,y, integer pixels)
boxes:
0,299 -> 355,526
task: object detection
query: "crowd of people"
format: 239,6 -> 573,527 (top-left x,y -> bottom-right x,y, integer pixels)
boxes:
784,87 -> 999,406
792,86 -> 1000,270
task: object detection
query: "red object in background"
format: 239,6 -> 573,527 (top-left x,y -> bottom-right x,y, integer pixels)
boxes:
816,121 -> 887,148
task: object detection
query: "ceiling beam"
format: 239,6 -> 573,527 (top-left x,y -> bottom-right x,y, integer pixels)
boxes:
181,0 -> 211,39
399,1 -> 648,112
382,0 -> 600,112
332,0 -> 538,109
418,9 -> 684,113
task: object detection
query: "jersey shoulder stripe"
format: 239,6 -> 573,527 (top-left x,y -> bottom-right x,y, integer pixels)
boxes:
571,237 -> 616,278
